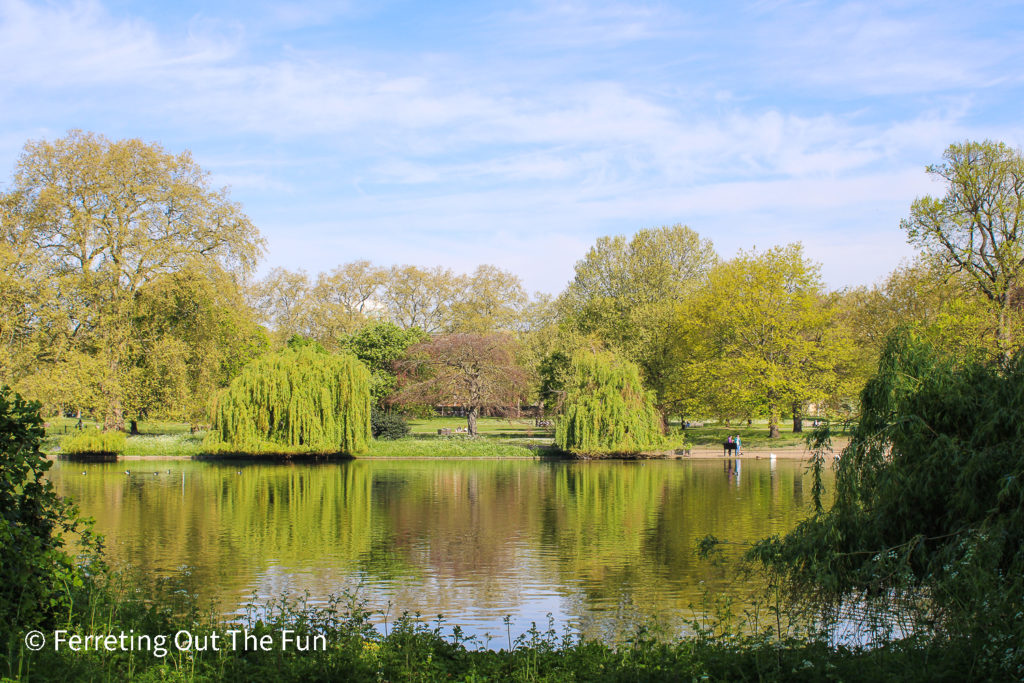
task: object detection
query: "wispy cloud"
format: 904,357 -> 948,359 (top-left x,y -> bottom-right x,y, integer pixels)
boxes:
1,0 -> 1022,294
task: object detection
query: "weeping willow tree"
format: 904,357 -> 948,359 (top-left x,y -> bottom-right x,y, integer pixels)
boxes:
555,351 -> 664,455
207,347 -> 371,454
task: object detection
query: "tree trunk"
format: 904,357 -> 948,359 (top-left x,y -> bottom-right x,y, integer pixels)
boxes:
768,402 -> 780,439
130,419 -> 139,435
792,401 -> 803,433
467,406 -> 478,436
998,303 -> 1013,362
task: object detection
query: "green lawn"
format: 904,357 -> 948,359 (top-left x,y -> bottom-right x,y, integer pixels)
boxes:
406,416 -> 555,439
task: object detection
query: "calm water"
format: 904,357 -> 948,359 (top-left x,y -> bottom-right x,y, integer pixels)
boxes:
50,458 -> 828,641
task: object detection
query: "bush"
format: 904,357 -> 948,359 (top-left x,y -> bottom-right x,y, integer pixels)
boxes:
61,428 -> 126,455
0,387 -> 99,645
371,408 -> 410,440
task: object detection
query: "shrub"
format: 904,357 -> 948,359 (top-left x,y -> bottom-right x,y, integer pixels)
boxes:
0,387 -> 99,643
371,408 -> 410,440
61,428 -> 126,455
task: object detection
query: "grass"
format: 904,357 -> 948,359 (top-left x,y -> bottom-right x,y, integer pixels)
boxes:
41,415 -> 842,459
121,433 -> 208,457
406,416 -> 555,439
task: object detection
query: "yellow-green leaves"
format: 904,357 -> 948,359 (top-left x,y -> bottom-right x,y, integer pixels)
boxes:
208,347 -> 372,455
555,350 -> 664,454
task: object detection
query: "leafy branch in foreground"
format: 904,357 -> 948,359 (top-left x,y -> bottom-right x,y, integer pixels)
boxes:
748,329 -> 1024,675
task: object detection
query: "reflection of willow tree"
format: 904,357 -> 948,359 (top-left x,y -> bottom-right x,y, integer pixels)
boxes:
52,463 -> 387,603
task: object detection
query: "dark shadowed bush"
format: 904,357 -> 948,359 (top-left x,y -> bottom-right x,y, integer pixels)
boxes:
371,408 -> 410,440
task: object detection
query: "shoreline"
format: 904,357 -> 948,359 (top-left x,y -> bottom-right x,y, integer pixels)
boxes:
49,446 -> 840,462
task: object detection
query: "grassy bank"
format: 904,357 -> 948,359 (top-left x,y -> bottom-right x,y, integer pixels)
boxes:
43,416 -> 835,459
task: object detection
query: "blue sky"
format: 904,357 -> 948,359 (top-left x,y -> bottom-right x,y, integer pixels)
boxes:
3,0 -> 1023,294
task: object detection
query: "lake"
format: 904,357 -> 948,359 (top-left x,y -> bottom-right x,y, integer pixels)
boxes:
50,457 -> 828,642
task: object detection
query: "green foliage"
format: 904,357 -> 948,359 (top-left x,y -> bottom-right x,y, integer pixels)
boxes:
4,131 -> 264,431
672,243 -> 846,436
537,349 -> 571,413
560,224 -> 718,409
343,321 -> 428,406
902,140 -> 1024,356
60,428 -> 126,455
752,329 -> 1024,675
127,265 -> 270,426
370,407 -> 410,440
208,347 -> 372,455
286,333 -> 326,353
10,570 -> 996,681
555,351 -> 664,454
0,387 -> 97,642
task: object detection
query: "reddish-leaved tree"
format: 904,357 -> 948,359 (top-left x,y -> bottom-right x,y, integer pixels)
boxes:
394,333 -> 530,436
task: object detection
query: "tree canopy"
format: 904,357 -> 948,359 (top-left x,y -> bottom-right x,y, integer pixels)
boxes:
559,224 -> 718,410
208,347 -> 372,455
671,244 -> 845,435
751,330 -> 1024,667
3,131 -> 264,430
555,350 -> 664,455
901,140 -> 1024,357
395,333 -> 530,436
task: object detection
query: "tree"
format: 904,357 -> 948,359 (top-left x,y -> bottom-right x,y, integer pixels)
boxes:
751,331 -> 1024,674
306,260 -> 387,346
675,244 -> 844,437
559,225 -> 717,410
836,260 -> 997,405
449,264 -> 529,333
207,347 -> 371,454
127,264 -> 269,428
342,321 -> 428,407
382,265 -> 463,333
251,267 -> 313,345
395,333 -> 530,435
555,350 -> 664,455
901,140 -> 1024,358
5,131 -> 263,430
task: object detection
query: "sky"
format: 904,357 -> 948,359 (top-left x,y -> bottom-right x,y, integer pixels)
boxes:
2,0 -> 1023,295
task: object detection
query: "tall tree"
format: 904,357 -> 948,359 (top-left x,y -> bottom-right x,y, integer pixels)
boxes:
559,225 -> 717,410
382,265 -> 463,333
901,140 -> 1024,357
5,131 -> 263,430
449,264 -> 529,333
128,264 -> 269,429
307,260 -> 387,346
676,244 -> 843,437
395,333 -> 530,435
251,267 -> 313,345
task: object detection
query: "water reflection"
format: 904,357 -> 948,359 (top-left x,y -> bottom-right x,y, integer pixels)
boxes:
51,458 -> 830,640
